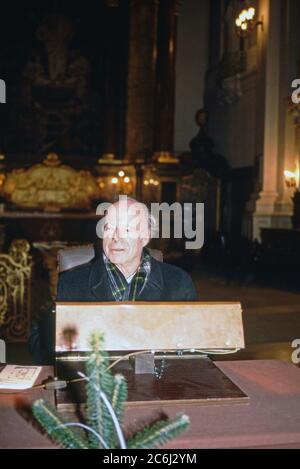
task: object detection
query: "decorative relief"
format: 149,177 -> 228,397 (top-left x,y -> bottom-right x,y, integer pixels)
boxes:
2,12 -> 102,155
1,153 -> 100,211
0,240 -> 32,342
181,169 -> 210,202
219,73 -> 243,105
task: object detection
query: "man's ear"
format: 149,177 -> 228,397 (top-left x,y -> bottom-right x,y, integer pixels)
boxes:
142,234 -> 150,248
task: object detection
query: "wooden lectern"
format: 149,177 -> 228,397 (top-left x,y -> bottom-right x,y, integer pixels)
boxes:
55,302 -> 249,408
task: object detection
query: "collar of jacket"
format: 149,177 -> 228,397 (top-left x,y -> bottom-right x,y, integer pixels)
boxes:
89,253 -> 164,301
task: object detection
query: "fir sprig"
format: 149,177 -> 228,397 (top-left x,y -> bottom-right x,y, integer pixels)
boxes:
32,331 -> 190,449
127,414 -> 190,449
32,399 -> 88,449
85,333 -> 114,448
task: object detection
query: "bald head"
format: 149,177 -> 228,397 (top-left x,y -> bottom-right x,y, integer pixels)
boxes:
102,197 -> 151,271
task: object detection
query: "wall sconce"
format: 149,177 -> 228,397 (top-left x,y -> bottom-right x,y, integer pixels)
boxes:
235,6 -> 262,38
144,178 -> 159,187
111,172 -> 131,184
284,169 -> 299,189
109,170 -> 132,194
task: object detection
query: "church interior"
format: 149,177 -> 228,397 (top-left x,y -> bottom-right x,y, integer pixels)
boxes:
0,0 -> 300,450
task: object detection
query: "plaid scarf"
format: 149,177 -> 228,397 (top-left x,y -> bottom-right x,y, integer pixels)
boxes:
103,249 -> 151,301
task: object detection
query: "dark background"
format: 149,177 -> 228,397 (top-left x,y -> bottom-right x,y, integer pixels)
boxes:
0,0 -> 128,160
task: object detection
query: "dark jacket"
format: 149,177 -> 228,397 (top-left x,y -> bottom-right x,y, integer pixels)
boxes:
57,254 -> 198,302
29,254 -> 198,364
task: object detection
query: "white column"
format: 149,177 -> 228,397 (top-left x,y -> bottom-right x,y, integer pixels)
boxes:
274,108 -> 295,223
250,0 -> 281,240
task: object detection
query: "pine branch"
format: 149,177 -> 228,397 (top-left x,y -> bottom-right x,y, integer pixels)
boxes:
32,399 -> 88,449
127,413 -> 190,449
111,374 -> 127,422
109,373 -> 128,447
85,332 -> 114,449
32,331 -> 190,450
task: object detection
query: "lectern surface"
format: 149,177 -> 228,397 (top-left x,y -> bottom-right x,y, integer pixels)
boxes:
1,361 -> 300,448
55,357 -> 249,410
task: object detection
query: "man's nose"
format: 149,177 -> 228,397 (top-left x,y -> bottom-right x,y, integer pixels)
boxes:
112,227 -> 121,241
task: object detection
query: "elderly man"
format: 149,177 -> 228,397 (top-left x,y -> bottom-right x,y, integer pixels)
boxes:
29,198 -> 197,363
57,197 -> 197,301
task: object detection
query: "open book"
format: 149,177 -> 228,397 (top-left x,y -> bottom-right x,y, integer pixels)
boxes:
0,365 -> 42,390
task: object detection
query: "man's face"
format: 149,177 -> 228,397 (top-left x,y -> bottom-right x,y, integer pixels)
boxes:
102,201 -> 150,266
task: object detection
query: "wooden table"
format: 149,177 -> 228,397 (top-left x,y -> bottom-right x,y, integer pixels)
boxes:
0,360 -> 300,449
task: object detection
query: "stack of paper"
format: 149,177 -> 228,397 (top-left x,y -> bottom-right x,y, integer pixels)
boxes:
0,365 -> 42,390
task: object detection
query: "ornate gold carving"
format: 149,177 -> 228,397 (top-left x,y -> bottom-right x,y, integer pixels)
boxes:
1,153 -> 100,211
153,151 -> 179,164
0,239 -> 32,342
33,241 -> 68,299
0,174 -> 5,189
98,153 -> 116,164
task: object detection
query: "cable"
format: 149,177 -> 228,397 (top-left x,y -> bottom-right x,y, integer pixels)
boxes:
107,348 -> 240,370
53,422 -> 109,449
194,348 -> 240,355
107,349 -> 159,371
0,348 -> 240,395
78,371 -> 127,450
